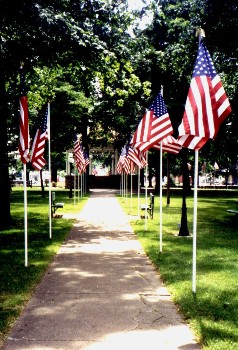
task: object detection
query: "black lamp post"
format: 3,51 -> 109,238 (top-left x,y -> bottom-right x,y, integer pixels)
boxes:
178,148 -> 190,236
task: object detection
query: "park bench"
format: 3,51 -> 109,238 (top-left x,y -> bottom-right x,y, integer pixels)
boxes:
140,193 -> 154,219
51,192 -> 65,217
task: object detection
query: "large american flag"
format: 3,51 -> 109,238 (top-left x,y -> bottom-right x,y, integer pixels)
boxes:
31,104 -> 49,171
131,92 -> 173,152
18,65 -> 30,164
178,36 -> 232,150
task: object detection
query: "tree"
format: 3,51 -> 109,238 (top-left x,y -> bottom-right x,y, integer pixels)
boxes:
0,0 -> 152,227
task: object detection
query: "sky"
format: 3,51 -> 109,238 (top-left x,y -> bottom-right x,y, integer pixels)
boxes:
127,0 -> 153,31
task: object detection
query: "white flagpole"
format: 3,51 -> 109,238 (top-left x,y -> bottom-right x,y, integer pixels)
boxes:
48,102 -> 52,239
160,85 -> 164,251
81,173 -> 83,198
74,166 -> 76,207
123,172 -> 125,199
145,151 -> 148,231
130,172 -> 132,212
125,173 -> 128,203
23,163 -> 28,267
78,171 -> 80,201
159,142 -> 163,253
138,167 -> 140,218
192,150 -> 199,293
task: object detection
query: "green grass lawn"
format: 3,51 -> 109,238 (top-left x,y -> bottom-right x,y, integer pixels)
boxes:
118,189 -> 238,350
0,187 -> 88,346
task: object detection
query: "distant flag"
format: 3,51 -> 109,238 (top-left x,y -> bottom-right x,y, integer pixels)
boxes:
31,105 -> 49,171
73,134 -> 85,173
131,92 -> 173,152
178,35 -> 232,150
116,146 -> 127,174
121,146 -> 131,174
127,146 -> 147,168
83,150 -> 90,171
123,156 -> 133,174
18,64 -> 30,164
152,135 -> 182,154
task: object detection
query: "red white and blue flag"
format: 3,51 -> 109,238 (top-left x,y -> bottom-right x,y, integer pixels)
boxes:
131,92 -> 173,152
116,146 -> 127,174
73,135 -> 85,173
19,65 -> 30,164
178,36 -> 232,150
31,105 -> 49,171
127,146 -> 147,168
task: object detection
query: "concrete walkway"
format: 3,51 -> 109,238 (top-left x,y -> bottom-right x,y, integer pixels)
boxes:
2,189 -> 201,350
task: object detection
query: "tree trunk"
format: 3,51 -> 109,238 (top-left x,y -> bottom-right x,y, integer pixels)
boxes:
0,52 -> 11,229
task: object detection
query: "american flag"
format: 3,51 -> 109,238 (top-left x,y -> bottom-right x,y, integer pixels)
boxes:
123,156 -> 133,174
178,36 -> 232,150
131,92 -> 173,152
116,146 -> 126,174
18,65 -> 30,164
83,150 -> 90,172
73,135 -> 85,173
152,135 -> 182,155
31,104 -> 49,171
127,146 -> 146,168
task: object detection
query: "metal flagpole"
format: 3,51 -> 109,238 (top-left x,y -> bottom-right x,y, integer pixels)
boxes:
192,150 -> 199,293
125,173 -> 127,201
130,172 -> 132,212
78,171 -> 80,202
124,173 -> 126,201
23,163 -> 28,266
159,142 -> 163,253
138,167 -> 140,218
122,172 -> 124,199
48,102 -> 52,239
145,151 -> 148,231
159,85 -> 164,250
81,173 -> 83,198
74,166 -> 76,206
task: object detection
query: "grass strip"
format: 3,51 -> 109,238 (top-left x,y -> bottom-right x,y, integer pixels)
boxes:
118,189 -> 238,350
0,188 -> 88,345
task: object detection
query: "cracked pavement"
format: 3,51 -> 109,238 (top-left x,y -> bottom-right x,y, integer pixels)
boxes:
2,189 -> 201,350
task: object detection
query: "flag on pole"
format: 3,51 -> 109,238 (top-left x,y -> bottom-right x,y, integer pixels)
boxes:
131,92 -> 173,152
127,146 -> 147,169
152,135 -> 182,154
82,150 -> 90,173
116,146 -> 127,174
178,35 -> 232,150
31,105 -> 49,171
73,134 -> 85,173
19,64 -> 30,164
122,146 -> 131,174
